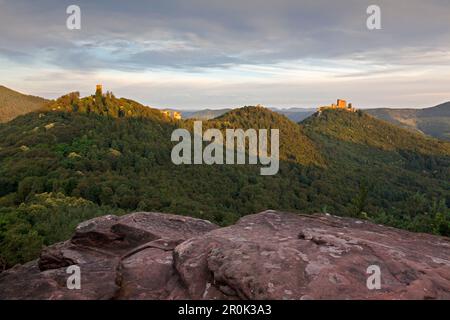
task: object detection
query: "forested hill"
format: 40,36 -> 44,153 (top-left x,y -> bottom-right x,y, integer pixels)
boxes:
0,104 -> 449,269
366,102 -> 450,141
301,109 -> 450,156
207,106 -> 324,166
44,89 -> 169,122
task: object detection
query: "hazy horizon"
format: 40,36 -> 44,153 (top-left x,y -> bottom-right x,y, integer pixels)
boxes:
3,83 -> 450,111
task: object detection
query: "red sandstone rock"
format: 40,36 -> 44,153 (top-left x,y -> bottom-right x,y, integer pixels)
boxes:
0,210 -> 449,300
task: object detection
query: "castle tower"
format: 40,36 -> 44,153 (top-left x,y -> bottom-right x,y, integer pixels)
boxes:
96,84 -> 103,95
337,99 -> 347,108
317,99 -> 356,112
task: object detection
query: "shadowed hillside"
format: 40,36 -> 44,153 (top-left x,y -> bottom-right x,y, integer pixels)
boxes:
366,102 -> 450,141
0,86 -> 48,123
302,109 -> 450,155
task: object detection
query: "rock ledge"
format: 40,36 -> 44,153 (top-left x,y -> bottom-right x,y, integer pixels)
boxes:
0,210 -> 449,299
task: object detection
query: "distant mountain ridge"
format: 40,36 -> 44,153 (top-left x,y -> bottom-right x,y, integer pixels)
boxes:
270,107 -> 316,122
181,108 -> 232,120
181,107 -> 315,122
366,102 -> 450,140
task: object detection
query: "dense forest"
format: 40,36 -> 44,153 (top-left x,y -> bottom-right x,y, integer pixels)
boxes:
0,91 -> 449,270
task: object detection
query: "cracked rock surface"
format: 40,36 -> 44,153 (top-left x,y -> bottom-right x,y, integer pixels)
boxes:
0,210 -> 449,299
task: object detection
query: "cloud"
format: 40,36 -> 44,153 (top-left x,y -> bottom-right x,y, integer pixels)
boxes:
1,0 -> 450,108
0,48 -> 33,63
2,0 -> 450,70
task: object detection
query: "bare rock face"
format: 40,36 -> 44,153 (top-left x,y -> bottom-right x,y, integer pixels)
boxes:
0,210 -> 449,300
0,212 -> 217,299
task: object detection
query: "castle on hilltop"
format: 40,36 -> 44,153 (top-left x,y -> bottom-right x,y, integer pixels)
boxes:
318,99 -> 356,113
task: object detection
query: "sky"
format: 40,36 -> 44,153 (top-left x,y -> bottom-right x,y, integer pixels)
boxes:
1,0 -> 450,109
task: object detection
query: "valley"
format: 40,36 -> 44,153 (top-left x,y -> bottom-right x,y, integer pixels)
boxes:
0,87 -> 449,270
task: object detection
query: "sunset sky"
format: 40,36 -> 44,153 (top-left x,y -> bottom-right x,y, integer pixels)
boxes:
1,0 -> 450,109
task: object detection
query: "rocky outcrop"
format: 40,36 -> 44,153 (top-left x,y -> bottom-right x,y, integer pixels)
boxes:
0,212 -> 217,300
0,210 -> 449,300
